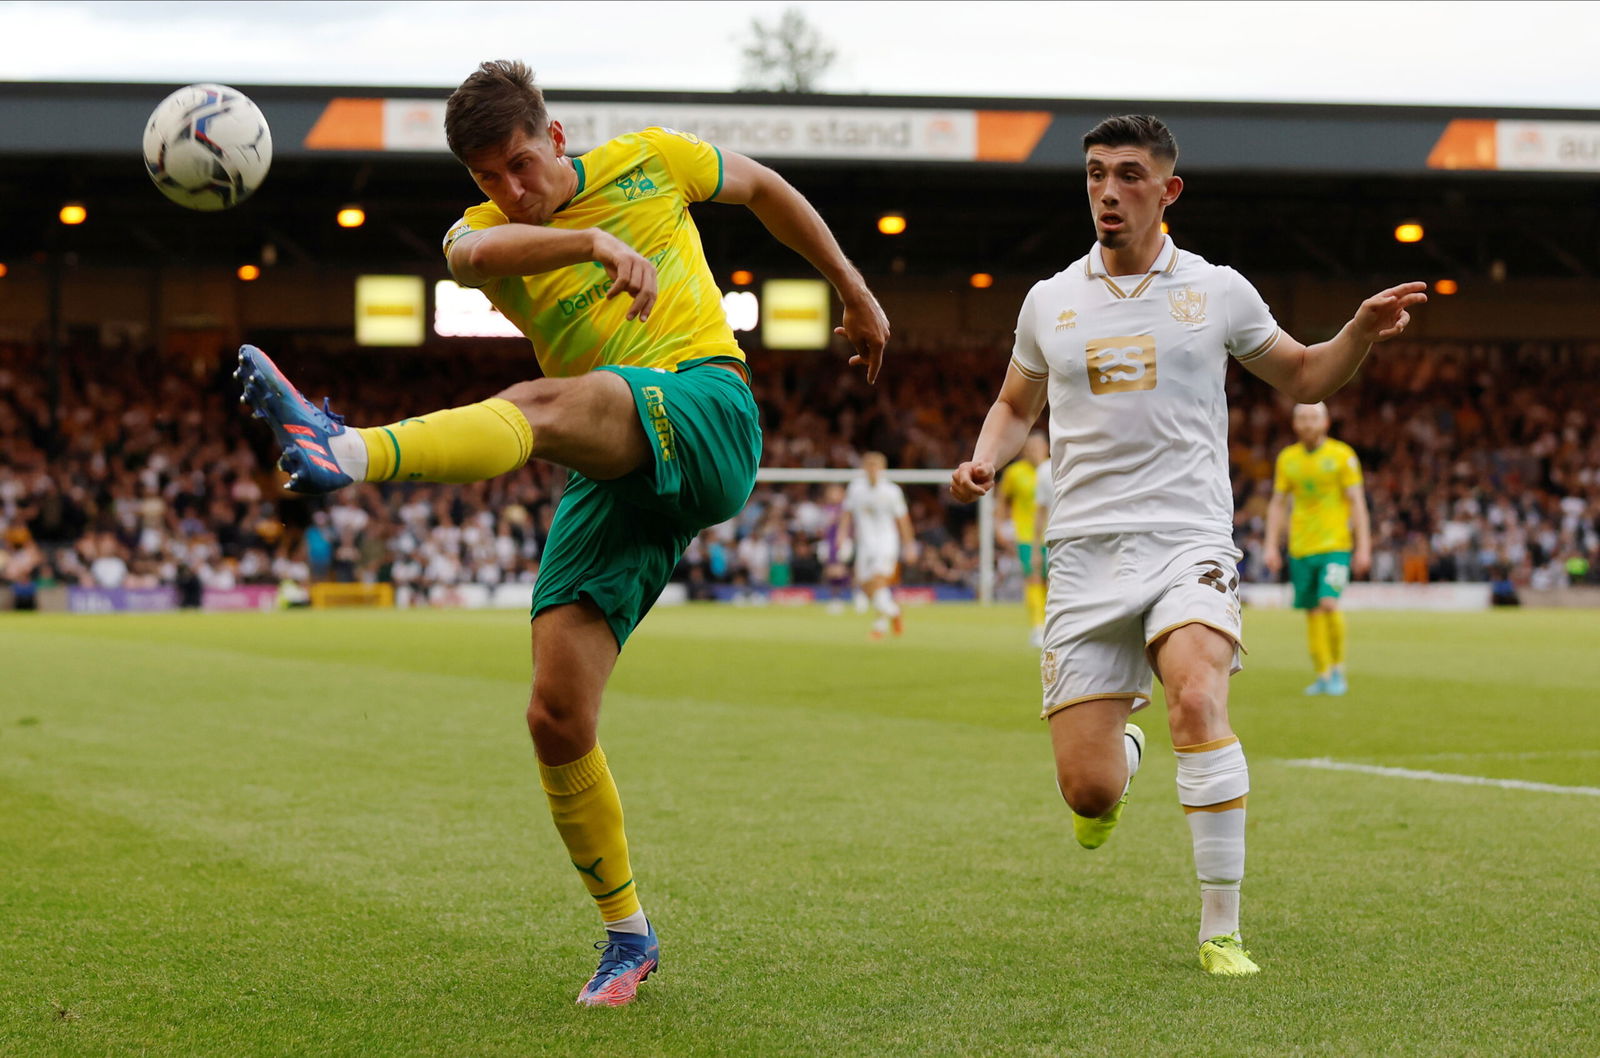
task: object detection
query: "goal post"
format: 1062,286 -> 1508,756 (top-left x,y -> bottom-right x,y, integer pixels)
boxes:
752,467 -> 997,604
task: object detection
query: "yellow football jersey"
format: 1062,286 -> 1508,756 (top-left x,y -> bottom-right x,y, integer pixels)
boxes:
442,127 -> 743,378
998,459 -> 1039,543
1274,438 -> 1363,558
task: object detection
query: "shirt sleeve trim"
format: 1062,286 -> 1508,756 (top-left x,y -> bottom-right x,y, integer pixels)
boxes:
1010,356 -> 1048,381
1234,326 -> 1282,363
710,145 -> 725,201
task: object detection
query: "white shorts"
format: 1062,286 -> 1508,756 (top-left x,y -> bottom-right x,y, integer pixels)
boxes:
1039,529 -> 1244,718
854,543 -> 898,582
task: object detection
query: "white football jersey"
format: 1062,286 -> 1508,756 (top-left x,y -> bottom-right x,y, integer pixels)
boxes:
1034,455 -> 1054,511
1012,235 -> 1280,541
843,476 -> 907,549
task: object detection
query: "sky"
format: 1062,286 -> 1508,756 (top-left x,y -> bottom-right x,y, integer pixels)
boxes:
2,0 -> 1597,110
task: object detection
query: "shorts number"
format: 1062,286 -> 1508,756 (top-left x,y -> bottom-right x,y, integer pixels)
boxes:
1199,564 -> 1238,595
1324,563 -> 1350,590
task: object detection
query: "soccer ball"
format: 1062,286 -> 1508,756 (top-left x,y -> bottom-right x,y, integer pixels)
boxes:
142,84 -> 272,211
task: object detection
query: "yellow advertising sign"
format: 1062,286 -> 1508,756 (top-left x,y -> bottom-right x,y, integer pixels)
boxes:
355,275 -> 425,346
761,279 -> 830,350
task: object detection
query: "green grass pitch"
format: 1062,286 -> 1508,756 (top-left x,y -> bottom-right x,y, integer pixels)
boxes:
2,604 -> 1597,1057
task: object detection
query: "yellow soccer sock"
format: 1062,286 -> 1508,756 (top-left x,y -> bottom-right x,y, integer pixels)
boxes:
1306,611 -> 1332,677
355,397 -> 533,484
1025,581 -> 1047,630
539,745 -> 641,924
1327,610 -> 1348,669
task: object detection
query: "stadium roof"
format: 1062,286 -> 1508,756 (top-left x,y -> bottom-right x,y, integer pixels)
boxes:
3,82 -> 1598,282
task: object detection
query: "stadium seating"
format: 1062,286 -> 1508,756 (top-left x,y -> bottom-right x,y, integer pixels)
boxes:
2,338 -> 1596,607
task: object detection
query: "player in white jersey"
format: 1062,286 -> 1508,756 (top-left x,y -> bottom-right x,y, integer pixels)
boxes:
839,451 -> 915,638
950,115 -> 1425,977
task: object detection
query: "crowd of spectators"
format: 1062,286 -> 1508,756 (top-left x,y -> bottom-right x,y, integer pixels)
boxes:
2,334 -> 1598,609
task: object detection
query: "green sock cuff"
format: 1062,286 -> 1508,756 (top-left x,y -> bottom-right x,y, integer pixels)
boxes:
539,745 -> 608,796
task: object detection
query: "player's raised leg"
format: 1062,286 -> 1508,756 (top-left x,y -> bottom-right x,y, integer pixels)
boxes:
237,344 -> 651,493
1152,623 -> 1258,976
1048,698 -> 1143,850
528,601 -> 659,1006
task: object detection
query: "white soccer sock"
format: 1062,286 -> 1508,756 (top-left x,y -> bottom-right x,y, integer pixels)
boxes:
603,909 -> 650,936
871,586 -> 900,618
1121,728 -> 1142,795
1175,738 -> 1249,943
328,430 -> 369,480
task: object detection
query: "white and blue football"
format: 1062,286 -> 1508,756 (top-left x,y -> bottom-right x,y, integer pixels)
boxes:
142,83 -> 272,211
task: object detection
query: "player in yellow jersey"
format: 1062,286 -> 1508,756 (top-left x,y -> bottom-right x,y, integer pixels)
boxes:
1263,402 -> 1371,696
237,60 -> 889,1007
997,432 -> 1049,646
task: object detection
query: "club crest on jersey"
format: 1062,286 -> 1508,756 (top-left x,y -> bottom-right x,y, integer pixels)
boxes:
616,165 -> 658,200
1168,286 -> 1207,324
1055,309 -> 1078,331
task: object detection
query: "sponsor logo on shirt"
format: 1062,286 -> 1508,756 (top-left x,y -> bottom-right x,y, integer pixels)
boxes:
1055,309 -> 1078,331
1085,336 -> 1158,395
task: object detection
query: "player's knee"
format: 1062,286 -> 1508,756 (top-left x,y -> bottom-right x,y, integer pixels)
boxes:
1165,680 -> 1228,741
1057,771 -> 1121,818
525,686 -> 590,747
498,378 -> 565,433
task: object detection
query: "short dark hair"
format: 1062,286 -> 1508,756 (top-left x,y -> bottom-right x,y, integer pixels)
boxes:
444,60 -> 549,163
1082,114 -> 1178,167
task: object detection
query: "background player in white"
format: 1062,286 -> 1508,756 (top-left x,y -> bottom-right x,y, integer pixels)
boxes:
838,451 -> 915,638
950,115 -> 1424,976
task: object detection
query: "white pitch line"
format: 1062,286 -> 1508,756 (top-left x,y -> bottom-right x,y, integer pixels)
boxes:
1285,758 -> 1600,797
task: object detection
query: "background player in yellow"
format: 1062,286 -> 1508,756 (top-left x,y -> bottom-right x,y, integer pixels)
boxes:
1264,402 -> 1371,696
237,60 -> 889,1007
997,432 -> 1049,646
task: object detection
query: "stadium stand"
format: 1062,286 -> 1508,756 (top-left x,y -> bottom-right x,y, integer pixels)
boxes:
3,336 -> 1596,610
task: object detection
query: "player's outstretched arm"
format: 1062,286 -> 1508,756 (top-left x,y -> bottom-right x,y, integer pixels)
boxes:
1244,282 -> 1427,403
450,226 -> 658,320
715,151 -> 889,382
951,365 -> 1047,503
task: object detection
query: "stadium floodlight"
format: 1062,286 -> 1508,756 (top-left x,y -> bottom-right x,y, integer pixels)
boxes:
1394,222 -> 1424,243
730,270 -> 754,286
969,273 -> 994,289
753,466 -> 997,604
877,213 -> 907,235
721,290 -> 758,332
1434,279 -> 1458,295
236,264 -> 261,281
0,263 -> 8,278
59,202 -> 87,225
337,206 -> 366,229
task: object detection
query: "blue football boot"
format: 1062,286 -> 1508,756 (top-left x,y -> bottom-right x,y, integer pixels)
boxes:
235,344 -> 355,494
576,921 -> 660,1007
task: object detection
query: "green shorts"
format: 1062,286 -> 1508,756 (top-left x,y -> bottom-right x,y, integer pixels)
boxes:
1290,550 -> 1352,610
531,357 -> 761,646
